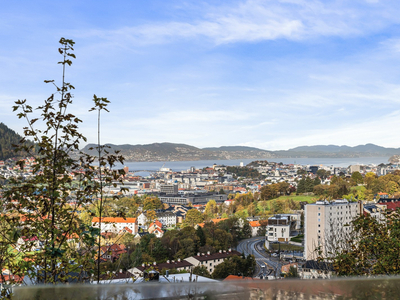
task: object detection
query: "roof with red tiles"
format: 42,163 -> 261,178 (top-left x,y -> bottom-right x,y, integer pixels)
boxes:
92,217 -> 137,223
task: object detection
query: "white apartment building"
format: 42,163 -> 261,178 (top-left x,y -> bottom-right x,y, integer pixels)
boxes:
265,213 -> 301,243
137,211 -> 177,229
304,199 -> 362,260
156,211 -> 177,227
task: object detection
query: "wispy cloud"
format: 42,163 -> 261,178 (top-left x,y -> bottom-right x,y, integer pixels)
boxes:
76,0 -> 400,46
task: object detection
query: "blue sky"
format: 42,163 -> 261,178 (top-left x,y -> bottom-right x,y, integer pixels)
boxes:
2,0 -> 400,150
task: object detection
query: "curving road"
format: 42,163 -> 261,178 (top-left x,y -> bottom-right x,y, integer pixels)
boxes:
237,236 -> 283,279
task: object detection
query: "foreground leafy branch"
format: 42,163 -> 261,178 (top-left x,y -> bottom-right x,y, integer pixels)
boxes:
0,38 -> 125,297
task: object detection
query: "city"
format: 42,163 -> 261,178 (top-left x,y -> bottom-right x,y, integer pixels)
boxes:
2,1 -> 400,299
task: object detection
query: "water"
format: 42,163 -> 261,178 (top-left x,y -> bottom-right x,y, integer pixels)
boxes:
117,157 -> 390,175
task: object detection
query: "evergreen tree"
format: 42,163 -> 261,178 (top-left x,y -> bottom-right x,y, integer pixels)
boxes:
196,226 -> 206,247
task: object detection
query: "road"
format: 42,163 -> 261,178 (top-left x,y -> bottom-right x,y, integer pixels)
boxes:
236,236 -> 283,279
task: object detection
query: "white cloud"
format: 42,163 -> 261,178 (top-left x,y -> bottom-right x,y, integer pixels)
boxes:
76,0 -> 400,46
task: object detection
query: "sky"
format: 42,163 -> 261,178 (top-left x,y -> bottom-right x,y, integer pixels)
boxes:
2,0 -> 400,151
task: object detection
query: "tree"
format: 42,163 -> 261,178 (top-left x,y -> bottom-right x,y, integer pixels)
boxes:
259,200 -> 269,213
325,212 -> 400,276
143,196 -> 163,210
196,226 -> 206,247
351,171 -> 363,185
247,202 -> 257,217
184,209 -> 204,227
364,172 -> 377,189
205,200 -> 218,218
146,210 -> 157,225
297,169 -> 307,175
284,266 -> 299,278
240,220 -> 252,239
0,38 -> 125,293
212,254 -> 255,279
193,265 -> 211,278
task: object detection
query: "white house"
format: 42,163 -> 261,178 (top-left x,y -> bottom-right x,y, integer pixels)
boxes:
92,217 -> 137,234
184,249 -> 241,274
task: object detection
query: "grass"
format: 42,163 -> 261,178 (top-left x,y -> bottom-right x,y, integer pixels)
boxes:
270,243 -> 303,252
290,234 -> 304,243
275,195 -> 316,203
256,194 -> 316,212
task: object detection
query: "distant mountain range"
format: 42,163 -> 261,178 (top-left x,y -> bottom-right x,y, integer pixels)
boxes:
80,142 -> 400,162
81,143 -> 274,162
1,122 -> 399,162
274,143 -> 400,159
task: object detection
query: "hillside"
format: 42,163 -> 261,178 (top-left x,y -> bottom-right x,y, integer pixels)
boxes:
79,142 -> 400,162
274,143 -> 400,158
81,143 -> 274,162
0,123 -> 29,160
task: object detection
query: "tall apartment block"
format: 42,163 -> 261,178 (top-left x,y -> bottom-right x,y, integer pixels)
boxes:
304,199 -> 362,260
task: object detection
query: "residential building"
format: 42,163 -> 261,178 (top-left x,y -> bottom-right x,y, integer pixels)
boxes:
137,213 -> 148,228
363,204 -> 386,223
299,260 -> 335,279
92,217 -> 137,234
156,211 -> 177,227
129,259 -> 194,279
281,262 -> 299,275
99,244 -> 127,262
148,220 -> 164,238
265,214 -> 301,243
304,199 -> 361,260
249,220 -> 261,237
184,249 -> 241,274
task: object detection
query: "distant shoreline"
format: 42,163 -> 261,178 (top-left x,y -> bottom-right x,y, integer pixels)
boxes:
116,157 -> 390,175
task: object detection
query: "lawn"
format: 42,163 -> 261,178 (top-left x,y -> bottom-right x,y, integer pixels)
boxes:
290,234 -> 304,243
257,194 -> 316,212
270,243 -> 303,252
275,195 -> 316,203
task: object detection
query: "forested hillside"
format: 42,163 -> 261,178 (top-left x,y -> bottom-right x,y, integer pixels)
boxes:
0,123 -> 27,160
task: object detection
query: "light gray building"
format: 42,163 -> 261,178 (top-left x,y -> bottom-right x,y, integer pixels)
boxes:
304,199 -> 362,260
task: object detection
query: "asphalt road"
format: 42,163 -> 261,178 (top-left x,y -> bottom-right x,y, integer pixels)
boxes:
236,236 -> 283,279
